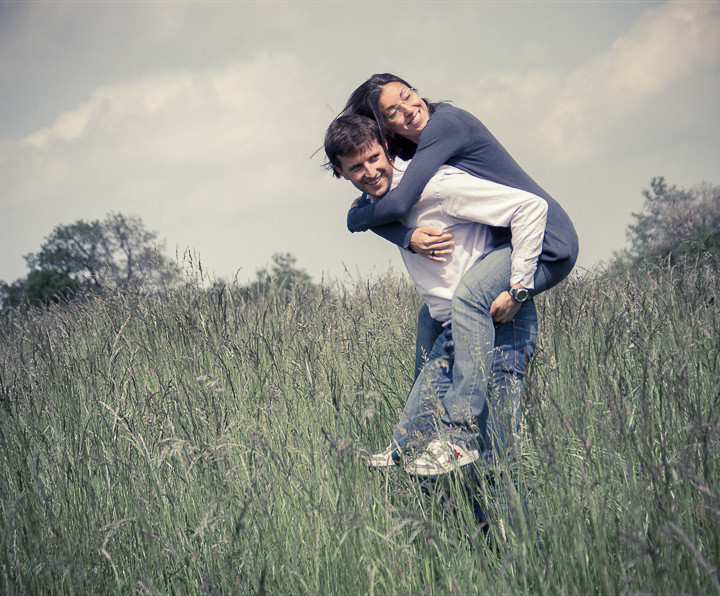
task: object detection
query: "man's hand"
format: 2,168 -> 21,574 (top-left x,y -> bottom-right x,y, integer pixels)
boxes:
349,196 -> 362,209
410,227 -> 454,262
489,285 -> 524,323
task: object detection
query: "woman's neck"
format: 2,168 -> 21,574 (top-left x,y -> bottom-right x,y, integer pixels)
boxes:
403,131 -> 422,144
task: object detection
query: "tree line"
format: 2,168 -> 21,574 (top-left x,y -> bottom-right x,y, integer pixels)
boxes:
0,213 -> 313,310
2,177 -> 718,310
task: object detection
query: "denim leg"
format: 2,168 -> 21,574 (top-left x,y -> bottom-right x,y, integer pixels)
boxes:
415,304 -> 445,380
440,245 -> 513,447
392,327 -> 453,454
484,300 -> 538,457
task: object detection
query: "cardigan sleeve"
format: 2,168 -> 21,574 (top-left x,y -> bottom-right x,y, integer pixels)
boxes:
353,194 -> 415,249
347,110 -> 469,232
370,222 -> 415,249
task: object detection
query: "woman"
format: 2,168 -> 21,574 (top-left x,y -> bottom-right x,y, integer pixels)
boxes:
342,73 -> 579,461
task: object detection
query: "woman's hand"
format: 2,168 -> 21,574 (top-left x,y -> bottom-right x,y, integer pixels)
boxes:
410,227 -> 454,261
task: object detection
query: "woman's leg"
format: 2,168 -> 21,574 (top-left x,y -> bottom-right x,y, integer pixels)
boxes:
531,254 -> 576,296
444,253 -> 572,452
440,245 -> 513,449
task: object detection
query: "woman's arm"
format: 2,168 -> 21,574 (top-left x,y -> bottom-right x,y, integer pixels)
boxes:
370,223 -> 454,261
359,194 -> 454,260
347,112 -> 468,232
441,172 -> 548,289
370,221 -> 414,248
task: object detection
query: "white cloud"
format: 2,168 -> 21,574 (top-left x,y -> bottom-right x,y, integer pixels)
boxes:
1,49 -> 349,282
540,0 -> 720,162
12,52 -> 333,207
457,0 -> 720,166
2,1 -> 719,285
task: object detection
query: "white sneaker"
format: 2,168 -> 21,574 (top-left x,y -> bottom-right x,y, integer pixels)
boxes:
405,440 -> 479,477
368,446 -> 399,469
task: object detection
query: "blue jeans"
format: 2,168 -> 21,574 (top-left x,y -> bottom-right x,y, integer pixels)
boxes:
409,242 -> 563,453
392,299 -> 538,458
440,245 -> 553,450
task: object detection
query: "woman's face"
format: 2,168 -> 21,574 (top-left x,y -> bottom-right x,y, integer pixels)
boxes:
378,82 -> 429,142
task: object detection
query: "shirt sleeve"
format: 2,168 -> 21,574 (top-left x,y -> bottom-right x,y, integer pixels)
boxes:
346,111 -> 469,232
440,173 -> 548,289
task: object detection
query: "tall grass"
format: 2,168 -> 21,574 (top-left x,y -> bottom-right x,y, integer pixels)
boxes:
0,256 -> 718,594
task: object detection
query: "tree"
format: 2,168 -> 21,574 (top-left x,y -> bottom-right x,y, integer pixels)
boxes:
22,270 -> 80,307
0,271 -> 79,309
1,213 -> 180,312
244,252 -> 313,297
24,212 -> 179,291
626,177 -> 720,262
24,219 -> 108,288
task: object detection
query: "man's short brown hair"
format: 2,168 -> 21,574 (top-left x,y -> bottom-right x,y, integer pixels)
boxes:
323,114 -> 385,178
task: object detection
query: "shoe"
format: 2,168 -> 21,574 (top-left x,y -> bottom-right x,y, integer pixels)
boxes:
368,446 -> 400,469
405,440 -> 479,477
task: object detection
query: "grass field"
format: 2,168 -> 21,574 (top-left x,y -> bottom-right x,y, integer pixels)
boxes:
1,255 -> 718,594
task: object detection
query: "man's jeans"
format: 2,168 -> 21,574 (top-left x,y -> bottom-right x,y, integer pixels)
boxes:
392,298 -> 538,458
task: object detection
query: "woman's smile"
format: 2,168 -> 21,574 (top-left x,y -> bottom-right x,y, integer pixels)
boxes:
378,81 -> 429,142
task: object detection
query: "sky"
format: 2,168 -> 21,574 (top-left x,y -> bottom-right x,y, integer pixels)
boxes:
1,0 -> 719,287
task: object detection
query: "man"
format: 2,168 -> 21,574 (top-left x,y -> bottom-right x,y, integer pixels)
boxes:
324,114 -> 542,476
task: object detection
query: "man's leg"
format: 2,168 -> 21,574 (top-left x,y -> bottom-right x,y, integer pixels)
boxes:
391,327 -> 454,455
484,299 -> 538,459
403,301 -> 538,476
415,303 -> 445,380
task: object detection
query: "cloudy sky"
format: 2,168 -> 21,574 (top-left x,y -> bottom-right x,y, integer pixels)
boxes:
1,0 -> 718,287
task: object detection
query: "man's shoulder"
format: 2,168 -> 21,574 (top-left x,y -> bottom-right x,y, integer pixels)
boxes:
393,157 -> 409,171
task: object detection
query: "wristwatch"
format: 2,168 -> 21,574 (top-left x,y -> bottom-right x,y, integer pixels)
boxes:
509,287 -> 530,303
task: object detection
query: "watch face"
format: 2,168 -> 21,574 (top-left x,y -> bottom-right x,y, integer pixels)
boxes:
512,288 -> 529,302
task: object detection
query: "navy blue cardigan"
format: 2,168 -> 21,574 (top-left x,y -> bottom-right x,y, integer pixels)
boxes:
348,103 -> 579,268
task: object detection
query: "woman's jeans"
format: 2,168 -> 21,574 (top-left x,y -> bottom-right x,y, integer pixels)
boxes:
393,299 -> 538,458
405,245 -> 574,454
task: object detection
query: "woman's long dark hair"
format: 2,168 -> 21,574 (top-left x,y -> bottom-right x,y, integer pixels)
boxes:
340,73 -> 436,160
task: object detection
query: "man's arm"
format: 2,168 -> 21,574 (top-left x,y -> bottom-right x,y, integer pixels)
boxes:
439,170 -> 548,323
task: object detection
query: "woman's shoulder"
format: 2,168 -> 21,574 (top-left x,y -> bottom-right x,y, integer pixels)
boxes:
428,102 -> 484,133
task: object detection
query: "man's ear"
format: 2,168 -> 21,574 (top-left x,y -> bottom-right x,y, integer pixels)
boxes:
334,166 -> 348,180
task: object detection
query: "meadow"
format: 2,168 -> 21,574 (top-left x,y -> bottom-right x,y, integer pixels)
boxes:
1,255 -> 718,594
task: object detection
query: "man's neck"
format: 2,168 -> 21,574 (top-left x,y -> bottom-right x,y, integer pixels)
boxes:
368,157 -> 397,201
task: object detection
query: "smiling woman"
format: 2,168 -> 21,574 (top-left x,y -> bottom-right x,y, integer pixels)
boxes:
341,72 -> 579,291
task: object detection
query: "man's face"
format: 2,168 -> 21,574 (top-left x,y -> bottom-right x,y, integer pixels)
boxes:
334,140 -> 393,198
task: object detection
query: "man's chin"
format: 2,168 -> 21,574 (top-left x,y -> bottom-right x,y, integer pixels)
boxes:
366,185 -> 388,199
